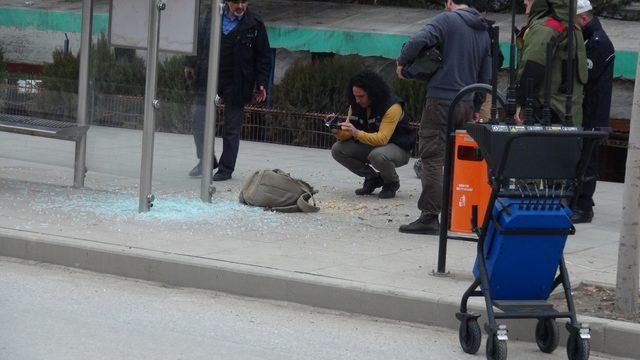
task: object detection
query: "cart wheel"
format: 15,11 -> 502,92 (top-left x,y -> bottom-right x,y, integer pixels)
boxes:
486,333 -> 507,360
459,318 -> 482,354
535,318 -> 559,353
566,332 -> 590,360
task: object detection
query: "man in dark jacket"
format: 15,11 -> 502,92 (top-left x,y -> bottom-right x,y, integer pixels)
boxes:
396,0 -> 492,234
186,0 -> 272,181
572,0 -> 615,223
331,71 -> 416,199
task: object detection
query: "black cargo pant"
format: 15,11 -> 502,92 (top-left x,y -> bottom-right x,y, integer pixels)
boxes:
192,88 -> 245,173
417,97 -> 473,216
575,138 -> 601,212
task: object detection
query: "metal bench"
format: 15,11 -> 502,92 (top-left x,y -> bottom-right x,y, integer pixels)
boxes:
0,114 -> 88,141
0,113 -> 89,186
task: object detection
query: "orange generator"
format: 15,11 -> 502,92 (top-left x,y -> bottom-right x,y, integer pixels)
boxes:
449,130 -> 491,233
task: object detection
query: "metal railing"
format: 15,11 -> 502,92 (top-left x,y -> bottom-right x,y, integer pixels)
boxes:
1,77 -> 422,154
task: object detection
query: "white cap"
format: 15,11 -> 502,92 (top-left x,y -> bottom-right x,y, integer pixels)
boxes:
576,0 -> 593,15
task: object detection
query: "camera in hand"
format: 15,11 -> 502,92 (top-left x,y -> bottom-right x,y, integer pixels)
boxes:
324,115 -> 341,130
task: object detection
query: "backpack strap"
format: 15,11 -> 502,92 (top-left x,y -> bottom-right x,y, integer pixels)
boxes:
296,192 -> 320,213
544,17 -> 566,34
269,192 -> 320,213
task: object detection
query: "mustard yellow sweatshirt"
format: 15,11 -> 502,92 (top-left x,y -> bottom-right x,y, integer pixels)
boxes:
334,104 -> 403,146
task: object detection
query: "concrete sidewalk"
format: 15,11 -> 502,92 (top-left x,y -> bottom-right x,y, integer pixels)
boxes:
0,126 -> 637,358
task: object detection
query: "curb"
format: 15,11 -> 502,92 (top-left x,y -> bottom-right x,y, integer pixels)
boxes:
1,228 -> 638,359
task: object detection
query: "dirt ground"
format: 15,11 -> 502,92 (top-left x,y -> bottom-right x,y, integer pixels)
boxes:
550,283 -> 640,323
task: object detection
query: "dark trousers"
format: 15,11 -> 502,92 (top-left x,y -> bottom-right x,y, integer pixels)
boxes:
576,139 -> 600,211
417,97 -> 473,216
331,140 -> 410,183
192,89 -> 245,173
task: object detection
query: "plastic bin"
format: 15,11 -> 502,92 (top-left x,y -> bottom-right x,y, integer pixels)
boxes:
473,198 -> 573,300
450,130 -> 491,233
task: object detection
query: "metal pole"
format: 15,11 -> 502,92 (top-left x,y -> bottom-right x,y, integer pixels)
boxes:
506,0 -> 517,124
564,0 -> 576,126
139,0 -> 166,212
73,0 -> 93,188
615,52 -> 640,316
200,0 -> 224,202
436,126 -> 455,275
436,90 -> 465,276
490,26 -> 499,124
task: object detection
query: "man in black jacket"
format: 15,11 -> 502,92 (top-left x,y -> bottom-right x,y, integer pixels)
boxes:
572,0 -> 615,223
186,0 -> 272,181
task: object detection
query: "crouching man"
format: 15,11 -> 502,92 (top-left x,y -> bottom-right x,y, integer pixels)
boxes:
330,71 -> 416,199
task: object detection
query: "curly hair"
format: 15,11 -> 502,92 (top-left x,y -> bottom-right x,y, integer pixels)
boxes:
347,70 -> 391,114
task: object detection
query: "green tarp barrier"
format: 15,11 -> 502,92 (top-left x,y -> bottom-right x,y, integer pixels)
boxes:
497,43 -> 637,80
0,7 -> 108,34
266,26 -> 408,58
1,6 -> 637,80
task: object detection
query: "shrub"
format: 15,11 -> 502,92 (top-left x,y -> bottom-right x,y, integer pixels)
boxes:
157,55 -> 194,133
42,50 -> 79,93
38,34 -> 194,130
270,55 -> 364,146
92,34 -> 145,96
42,34 -> 147,96
39,50 -> 80,120
391,77 -> 426,123
272,55 -> 365,113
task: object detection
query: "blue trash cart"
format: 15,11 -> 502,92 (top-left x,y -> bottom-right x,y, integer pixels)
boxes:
455,122 -> 608,360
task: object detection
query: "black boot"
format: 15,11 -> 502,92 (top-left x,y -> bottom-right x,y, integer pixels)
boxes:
571,208 -> 593,224
355,174 -> 384,195
399,214 -> 440,235
213,168 -> 232,181
378,181 -> 400,199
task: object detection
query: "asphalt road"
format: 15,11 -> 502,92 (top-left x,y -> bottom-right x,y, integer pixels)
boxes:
0,257 -> 627,360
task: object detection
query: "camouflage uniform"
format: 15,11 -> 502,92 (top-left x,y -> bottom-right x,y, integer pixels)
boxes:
516,0 -> 589,124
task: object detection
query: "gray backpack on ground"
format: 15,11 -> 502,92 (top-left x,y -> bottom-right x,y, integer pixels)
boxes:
239,169 -> 320,213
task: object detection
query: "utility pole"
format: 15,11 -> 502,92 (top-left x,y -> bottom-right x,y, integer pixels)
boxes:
615,54 -> 640,315
73,0 -> 93,188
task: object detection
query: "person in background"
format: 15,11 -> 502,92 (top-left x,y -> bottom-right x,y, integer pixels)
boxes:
330,71 -> 416,199
572,0 -> 615,223
396,0 -> 492,235
186,0 -> 272,181
514,0 -> 588,124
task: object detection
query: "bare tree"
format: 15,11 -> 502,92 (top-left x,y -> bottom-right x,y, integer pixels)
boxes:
615,54 -> 640,315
